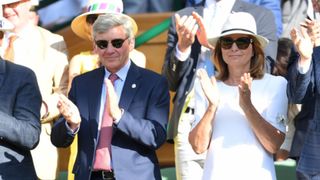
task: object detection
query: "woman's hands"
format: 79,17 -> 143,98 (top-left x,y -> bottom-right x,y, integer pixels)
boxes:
238,73 -> 253,111
197,68 -> 219,108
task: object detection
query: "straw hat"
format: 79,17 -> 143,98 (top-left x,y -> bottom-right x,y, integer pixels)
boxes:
0,17 -> 14,31
208,12 -> 269,48
71,0 -> 138,41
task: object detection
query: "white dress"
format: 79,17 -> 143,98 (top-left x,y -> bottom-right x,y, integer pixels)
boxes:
202,74 -> 287,180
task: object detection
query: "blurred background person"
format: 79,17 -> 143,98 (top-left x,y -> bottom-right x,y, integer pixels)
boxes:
37,0 -> 88,30
1,0 -> 69,179
123,0 -> 175,14
272,38 -> 301,161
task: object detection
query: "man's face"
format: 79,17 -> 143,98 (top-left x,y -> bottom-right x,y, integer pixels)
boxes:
2,0 -> 31,31
93,25 -> 134,73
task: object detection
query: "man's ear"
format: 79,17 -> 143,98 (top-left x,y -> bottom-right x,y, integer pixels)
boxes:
129,38 -> 135,51
92,41 -> 98,54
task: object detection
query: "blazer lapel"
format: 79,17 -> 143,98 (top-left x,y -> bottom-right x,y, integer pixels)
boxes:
89,67 -> 105,139
119,63 -> 141,111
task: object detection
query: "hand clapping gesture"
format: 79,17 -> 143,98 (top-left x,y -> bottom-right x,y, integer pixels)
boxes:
197,68 -> 220,107
105,79 -> 122,121
290,24 -> 314,64
175,13 -> 199,52
57,94 -> 81,130
192,12 -> 215,50
238,73 -> 253,110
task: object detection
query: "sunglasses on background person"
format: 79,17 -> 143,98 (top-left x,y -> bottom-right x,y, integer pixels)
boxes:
95,37 -> 129,49
220,37 -> 253,50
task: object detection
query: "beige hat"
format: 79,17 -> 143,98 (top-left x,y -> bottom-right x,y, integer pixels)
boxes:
0,17 -> 14,31
71,0 -> 138,41
208,12 -> 269,48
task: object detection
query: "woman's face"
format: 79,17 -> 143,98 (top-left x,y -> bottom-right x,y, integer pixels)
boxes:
220,34 -> 254,69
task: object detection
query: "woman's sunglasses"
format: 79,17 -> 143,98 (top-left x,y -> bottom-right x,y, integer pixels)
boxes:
220,37 -> 253,50
95,37 -> 129,49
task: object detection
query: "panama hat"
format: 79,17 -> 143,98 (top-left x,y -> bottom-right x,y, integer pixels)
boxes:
71,0 -> 138,41
208,12 -> 268,48
0,17 -> 14,31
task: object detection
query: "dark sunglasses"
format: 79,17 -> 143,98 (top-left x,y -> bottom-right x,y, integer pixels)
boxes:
220,37 -> 253,50
95,37 -> 129,49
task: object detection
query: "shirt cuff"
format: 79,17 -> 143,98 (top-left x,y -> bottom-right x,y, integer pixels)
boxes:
65,121 -> 80,135
297,58 -> 312,74
175,45 -> 191,61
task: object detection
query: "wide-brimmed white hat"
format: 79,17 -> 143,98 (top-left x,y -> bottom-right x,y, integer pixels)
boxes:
208,12 -> 269,48
0,16 -> 14,31
71,0 -> 138,41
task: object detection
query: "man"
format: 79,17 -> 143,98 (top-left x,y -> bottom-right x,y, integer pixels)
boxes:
0,16 -> 41,179
51,14 -> 170,180
1,0 -> 69,179
162,0 -> 277,179
287,2 -> 320,179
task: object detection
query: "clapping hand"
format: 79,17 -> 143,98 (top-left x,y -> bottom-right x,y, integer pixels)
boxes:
175,13 -> 199,52
105,79 -> 122,121
192,12 -> 215,50
238,73 -> 252,110
290,26 -> 313,63
197,68 -> 220,107
57,94 -> 81,130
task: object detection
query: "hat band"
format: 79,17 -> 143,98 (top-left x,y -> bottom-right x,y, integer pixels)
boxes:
87,3 -> 122,13
221,28 -> 255,35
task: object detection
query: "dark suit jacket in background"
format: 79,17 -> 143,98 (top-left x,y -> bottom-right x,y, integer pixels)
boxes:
162,0 -> 278,142
287,46 -> 320,174
0,58 -> 41,179
51,62 -> 170,180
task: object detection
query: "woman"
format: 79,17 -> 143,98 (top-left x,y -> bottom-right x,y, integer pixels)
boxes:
189,12 -> 287,180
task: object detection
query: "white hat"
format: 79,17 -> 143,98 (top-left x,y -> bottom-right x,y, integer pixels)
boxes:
208,12 -> 269,48
0,17 -> 14,31
71,0 -> 138,41
1,0 -> 20,5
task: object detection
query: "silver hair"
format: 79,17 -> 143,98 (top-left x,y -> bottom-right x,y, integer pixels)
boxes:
92,14 -> 134,39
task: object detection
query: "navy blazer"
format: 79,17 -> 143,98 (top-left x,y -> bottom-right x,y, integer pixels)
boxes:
0,58 -> 41,179
287,46 -> 320,174
51,62 -> 170,180
162,0 -> 278,141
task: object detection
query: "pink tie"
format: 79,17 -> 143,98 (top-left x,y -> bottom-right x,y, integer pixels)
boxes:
93,73 -> 118,171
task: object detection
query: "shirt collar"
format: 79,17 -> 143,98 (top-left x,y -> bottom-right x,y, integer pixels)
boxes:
104,59 -> 131,81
